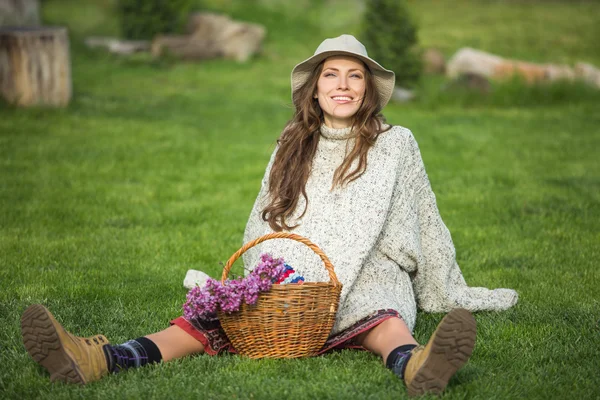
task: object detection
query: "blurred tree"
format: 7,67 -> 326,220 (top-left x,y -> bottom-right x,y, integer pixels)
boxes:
361,0 -> 422,88
0,0 -> 40,27
118,0 -> 194,40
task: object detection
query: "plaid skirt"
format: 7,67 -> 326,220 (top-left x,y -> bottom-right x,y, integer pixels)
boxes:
171,309 -> 400,356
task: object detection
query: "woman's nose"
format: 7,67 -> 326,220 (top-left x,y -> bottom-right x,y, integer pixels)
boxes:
338,76 -> 348,90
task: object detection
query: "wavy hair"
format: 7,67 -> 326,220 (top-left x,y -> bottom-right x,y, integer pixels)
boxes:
261,59 -> 391,231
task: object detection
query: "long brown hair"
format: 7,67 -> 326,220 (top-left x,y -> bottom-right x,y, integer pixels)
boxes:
261,58 -> 390,231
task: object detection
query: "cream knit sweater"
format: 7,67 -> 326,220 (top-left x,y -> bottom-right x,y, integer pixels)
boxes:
240,124 -> 517,334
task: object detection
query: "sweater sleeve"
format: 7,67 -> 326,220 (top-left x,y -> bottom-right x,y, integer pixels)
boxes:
381,130 -> 518,313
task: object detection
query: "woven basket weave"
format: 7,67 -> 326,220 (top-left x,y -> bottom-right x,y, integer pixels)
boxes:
216,232 -> 342,359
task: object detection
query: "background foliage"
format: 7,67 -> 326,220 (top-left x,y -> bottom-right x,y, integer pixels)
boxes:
117,0 -> 195,40
361,0 -> 422,87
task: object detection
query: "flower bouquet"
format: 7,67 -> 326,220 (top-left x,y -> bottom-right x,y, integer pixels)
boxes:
183,254 -> 304,321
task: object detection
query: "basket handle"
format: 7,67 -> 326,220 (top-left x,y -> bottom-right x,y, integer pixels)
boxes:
221,232 -> 340,287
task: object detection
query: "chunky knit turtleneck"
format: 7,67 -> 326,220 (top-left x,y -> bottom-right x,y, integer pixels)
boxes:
320,124 -> 354,140
239,125 -> 518,334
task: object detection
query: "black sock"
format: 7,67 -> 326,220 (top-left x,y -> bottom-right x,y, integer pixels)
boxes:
103,337 -> 163,373
385,344 -> 418,380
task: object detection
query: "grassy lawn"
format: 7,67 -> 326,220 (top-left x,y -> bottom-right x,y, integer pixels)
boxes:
1,1 -> 599,399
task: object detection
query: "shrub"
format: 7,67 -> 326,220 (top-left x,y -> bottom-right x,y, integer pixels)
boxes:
117,0 -> 194,40
361,0 -> 422,88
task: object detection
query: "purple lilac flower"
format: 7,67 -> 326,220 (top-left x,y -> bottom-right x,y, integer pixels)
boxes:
183,285 -> 217,320
242,274 -> 261,305
183,253 -> 289,321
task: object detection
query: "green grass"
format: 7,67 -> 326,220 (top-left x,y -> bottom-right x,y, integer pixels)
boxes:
1,0 -> 600,399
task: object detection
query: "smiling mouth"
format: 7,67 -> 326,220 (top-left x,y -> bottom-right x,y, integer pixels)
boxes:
331,96 -> 353,103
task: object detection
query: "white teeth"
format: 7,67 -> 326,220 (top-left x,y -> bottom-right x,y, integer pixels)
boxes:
332,96 -> 352,101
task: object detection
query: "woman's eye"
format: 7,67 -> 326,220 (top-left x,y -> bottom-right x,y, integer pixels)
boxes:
351,74 -> 363,79
324,73 -> 336,77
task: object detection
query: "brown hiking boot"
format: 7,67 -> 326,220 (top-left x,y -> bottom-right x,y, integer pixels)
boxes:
21,304 -> 110,384
404,308 -> 477,397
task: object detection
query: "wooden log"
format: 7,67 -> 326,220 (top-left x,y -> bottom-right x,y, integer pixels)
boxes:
446,48 -> 504,79
84,37 -> 150,55
423,48 -> 445,75
575,62 -> 600,89
151,34 -> 221,60
447,47 -> 581,86
493,61 -> 548,84
187,13 -> 266,63
0,26 -> 71,107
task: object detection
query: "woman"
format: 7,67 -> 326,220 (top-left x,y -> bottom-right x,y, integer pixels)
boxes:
21,35 -> 517,396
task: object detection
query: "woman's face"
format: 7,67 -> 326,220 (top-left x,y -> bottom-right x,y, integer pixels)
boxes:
316,56 -> 366,129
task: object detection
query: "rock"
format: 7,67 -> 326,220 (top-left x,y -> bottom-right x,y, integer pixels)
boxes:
391,87 -> 416,102
153,12 -> 266,62
446,48 -> 504,79
0,0 -> 39,27
85,37 -> 150,55
575,62 -> 600,89
423,48 -> 445,74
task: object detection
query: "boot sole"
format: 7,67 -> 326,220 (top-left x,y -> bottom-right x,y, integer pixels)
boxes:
21,304 -> 87,384
407,308 -> 477,397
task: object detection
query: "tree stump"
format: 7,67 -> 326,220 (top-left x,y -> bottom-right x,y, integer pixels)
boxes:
0,26 -> 71,107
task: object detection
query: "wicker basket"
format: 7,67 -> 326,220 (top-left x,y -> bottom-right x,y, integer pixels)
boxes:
216,232 -> 342,359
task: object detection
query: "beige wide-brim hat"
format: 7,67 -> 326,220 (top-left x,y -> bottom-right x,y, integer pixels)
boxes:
291,34 -> 395,110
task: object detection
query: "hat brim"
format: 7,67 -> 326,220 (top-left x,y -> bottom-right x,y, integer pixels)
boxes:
291,50 -> 395,110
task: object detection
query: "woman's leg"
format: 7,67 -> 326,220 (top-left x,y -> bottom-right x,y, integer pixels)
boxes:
21,304 -> 204,385
146,325 -> 204,362
356,309 -> 477,397
356,316 -> 417,365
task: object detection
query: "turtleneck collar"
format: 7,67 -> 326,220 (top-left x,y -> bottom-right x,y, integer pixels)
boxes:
320,123 -> 354,140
